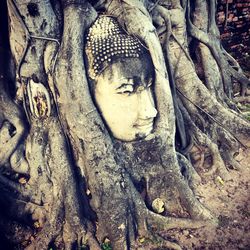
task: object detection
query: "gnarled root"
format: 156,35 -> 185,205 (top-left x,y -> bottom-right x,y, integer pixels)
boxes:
0,87 -> 26,166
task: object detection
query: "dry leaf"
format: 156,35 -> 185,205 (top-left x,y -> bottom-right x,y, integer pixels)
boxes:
152,198 -> 165,213
19,177 -> 27,184
34,221 -> 40,228
138,237 -> 145,243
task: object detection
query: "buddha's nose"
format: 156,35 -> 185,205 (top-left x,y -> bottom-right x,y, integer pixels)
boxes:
138,89 -> 158,119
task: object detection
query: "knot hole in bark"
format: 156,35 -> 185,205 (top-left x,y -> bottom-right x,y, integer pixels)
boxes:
27,3 -> 40,17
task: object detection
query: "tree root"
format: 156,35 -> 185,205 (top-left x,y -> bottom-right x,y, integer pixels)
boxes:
186,0 -> 250,98
194,132 -> 231,180
179,100 -> 231,180
0,174 -> 33,201
26,218 -> 64,250
0,90 -> 26,166
176,152 -> 202,188
9,143 -> 30,175
234,96 -> 250,103
1,0 -> 248,249
85,231 -> 102,250
136,231 -> 182,250
0,217 -> 33,246
146,211 -> 210,231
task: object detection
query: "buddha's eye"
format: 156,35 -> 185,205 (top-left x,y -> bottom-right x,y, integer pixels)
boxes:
116,84 -> 134,95
122,90 -> 132,94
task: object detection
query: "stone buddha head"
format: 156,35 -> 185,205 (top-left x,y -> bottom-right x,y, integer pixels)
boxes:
85,16 -> 157,141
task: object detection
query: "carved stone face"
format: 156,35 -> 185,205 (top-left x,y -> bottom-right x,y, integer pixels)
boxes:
93,57 -> 157,141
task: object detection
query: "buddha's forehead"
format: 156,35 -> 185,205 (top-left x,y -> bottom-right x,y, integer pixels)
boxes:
102,57 -> 154,83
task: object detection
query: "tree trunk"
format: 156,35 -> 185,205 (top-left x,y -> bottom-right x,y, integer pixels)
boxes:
0,0 -> 249,249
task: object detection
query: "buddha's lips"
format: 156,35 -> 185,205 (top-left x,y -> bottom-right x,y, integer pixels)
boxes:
134,120 -> 154,129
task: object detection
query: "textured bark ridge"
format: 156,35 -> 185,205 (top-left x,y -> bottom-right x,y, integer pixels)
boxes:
0,0 -> 249,249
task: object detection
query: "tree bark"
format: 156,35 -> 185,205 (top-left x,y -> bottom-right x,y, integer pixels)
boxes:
0,0 -> 249,249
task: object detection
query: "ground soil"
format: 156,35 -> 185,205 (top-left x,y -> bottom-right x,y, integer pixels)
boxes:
167,144 -> 250,250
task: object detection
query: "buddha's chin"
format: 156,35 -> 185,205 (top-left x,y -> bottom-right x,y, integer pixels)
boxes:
112,125 -> 153,142
134,126 -> 153,140
115,133 -> 146,142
